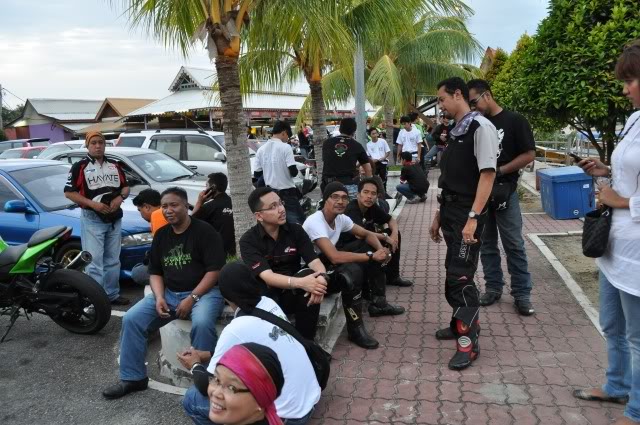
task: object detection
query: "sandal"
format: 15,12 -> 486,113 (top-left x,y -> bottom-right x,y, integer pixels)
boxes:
573,389 -> 629,405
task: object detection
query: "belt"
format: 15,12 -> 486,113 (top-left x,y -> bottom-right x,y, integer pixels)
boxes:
437,191 -> 475,205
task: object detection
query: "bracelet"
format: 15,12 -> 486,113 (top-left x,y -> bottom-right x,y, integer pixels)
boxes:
190,362 -> 202,374
288,277 -> 293,290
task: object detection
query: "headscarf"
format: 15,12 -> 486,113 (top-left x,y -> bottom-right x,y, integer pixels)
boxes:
322,181 -> 348,202
218,343 -> 284,425
84,131 -> 106,147
218,261 -> 262,312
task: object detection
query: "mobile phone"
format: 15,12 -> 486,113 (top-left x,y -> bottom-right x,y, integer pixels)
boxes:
569,153 -> 583,162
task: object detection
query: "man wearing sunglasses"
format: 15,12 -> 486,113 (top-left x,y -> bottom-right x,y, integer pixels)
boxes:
254,120 -> 306,225
303,182 -> 405,349
467,79 -> 536,316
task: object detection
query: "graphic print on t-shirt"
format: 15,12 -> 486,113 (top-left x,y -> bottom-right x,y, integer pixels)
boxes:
335,143 -> 348,157
163,244 -> 192,269
496,128 -> 504,159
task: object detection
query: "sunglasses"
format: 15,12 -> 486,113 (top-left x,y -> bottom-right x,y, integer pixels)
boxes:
469,91 -> 488,107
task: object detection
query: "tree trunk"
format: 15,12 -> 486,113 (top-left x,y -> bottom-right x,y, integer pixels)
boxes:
383,103 -> 395,165
214,55 -> 255,255
308,80 -> 327,177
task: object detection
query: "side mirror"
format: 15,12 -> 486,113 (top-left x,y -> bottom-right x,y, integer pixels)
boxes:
214,152 -> 227,163
4,200 -> 30,213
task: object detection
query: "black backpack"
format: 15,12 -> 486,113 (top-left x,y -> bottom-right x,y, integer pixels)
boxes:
237,307 -> 332,390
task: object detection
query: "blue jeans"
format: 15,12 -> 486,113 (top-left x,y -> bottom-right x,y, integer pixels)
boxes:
600,272 -> 640,422
396,183 -> 417,200
80,209 -> 122,301
119,287 -> 224,381
280,190 -> 306,225
479,190 -> 532,301
425,145 -> 438,163
183,386 -> 314,425
345,184 -> 358,200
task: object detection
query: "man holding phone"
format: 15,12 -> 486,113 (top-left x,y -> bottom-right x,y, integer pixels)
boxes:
103,187 -> 226,400
192,172 -> 236,257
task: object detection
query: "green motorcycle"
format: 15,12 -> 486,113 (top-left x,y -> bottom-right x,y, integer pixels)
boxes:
0,225 -> 111,342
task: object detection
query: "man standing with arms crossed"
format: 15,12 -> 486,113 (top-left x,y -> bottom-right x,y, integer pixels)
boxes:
396,115 -> 423,164
366,128 -> 391,192
430,77 -> 499,371
254,120 -> 306,225
467,79 -> 536,316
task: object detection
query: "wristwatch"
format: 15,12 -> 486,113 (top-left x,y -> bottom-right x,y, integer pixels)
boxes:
190,293 -> 200,303
468,210 -> 479,220
366,251 -> 374,262
120,194 -> 127,200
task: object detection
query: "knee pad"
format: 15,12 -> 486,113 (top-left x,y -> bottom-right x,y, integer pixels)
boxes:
335,263 -> 363,293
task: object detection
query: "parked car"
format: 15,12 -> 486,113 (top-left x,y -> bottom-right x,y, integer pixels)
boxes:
0,160 -> 151,280
0,146 -> 47,159
0,138 -> 50,154
50,147 -> 207,204
38,140 -> 115,159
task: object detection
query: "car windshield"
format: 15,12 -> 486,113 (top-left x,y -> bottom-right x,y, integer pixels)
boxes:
127,152 -> 195,182
38,144 -> 72,158
0,150 -> 24,159
9,164 -> 75,211
118,136 -> 146,148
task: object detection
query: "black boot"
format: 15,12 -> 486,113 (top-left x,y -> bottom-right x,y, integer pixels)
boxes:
436,320 -> 480,341
448,319 -> 480,370
368,296 -> 405,317
387,276 -> 414,287
344,297 -> 379,349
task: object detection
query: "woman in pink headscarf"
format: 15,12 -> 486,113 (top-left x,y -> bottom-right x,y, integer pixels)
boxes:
207,343 -> 285,425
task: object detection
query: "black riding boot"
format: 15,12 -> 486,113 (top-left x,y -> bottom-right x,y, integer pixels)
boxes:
367,267 -> 405,317
448,307 -> 480,370
344,294 -> 379,349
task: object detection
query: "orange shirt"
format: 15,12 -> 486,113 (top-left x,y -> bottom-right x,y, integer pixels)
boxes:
150,208 -> 169,236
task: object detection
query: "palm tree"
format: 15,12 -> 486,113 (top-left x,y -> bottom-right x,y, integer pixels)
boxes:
111,0 -> 258,246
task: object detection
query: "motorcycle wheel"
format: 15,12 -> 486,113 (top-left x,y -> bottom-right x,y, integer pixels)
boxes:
44,269 -> 111,335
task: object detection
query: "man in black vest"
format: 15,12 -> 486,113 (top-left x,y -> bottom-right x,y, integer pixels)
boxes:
468,79 -> 536,316
430,77 -> 499,371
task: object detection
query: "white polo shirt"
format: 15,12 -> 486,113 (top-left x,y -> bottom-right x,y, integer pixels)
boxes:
207,297 -> 320,419
366,139 -> 390,164
397,127 -> 422,153
255,138 -> 297,190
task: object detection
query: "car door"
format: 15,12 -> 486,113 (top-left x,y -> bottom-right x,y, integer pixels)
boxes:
183,135 -> 227,175
148,135 -> 182,162
0,174 -> 39,245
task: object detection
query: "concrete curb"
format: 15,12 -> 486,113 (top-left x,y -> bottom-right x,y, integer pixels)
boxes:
527,232 -> 602,338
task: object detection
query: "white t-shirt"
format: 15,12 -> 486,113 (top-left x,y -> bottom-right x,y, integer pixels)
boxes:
255,138 -> 297,190
207,297 -> 320,419
397,127 -> 422,153
303,211 -> 354,251
367,139 -> 390,163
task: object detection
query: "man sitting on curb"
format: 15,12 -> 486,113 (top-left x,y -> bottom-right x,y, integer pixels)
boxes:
131,188 -> 169,286
178,262 -> 321,425
102,187 -> 226,399
239,187 -> 329,340
342,177 -> 413,288
302,182 -> 405,349
397,152 -> 429,204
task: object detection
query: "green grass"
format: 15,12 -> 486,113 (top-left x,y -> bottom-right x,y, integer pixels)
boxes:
388,165 -> 402,171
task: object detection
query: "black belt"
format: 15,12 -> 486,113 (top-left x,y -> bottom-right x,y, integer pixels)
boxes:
437,191 -> 475,205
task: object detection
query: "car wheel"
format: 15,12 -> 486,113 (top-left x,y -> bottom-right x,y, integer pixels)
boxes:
54,241 -> 83,267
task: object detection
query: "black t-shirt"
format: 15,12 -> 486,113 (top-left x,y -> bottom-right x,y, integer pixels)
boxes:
322,135 -> 369,182
239,223 -> 318,295
341,200 -> 391,244
487,110 -> 535,184
192,193 -> 236,257
393,127 -> 400,144
148,218 -> 226,292
432,123 -> 455,147
400,163 -> 429,194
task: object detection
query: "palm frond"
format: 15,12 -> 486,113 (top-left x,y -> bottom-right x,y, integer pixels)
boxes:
365,55 -> 404,111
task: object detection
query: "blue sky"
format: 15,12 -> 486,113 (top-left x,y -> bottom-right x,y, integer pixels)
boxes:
0,0 -> 550,104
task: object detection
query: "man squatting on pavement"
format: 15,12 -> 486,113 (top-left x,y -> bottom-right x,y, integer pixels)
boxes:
303,182 -> 405,349
430,77 -> 499,371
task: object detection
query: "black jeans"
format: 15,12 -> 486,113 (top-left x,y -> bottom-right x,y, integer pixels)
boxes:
440,200 -> 487,311
374,162 -> 388,192
267,288 -> 321,340
336,239 -> 388,299
381,229 -> 401,282
278,188 -> 306,225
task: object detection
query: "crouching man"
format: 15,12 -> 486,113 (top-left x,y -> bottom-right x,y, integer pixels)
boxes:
103,187 -> 226,399
303,182 -> 405,349
342,177 -> 413,288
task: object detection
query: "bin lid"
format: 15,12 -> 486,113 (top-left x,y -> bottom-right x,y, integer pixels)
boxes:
537,166 -> 593,183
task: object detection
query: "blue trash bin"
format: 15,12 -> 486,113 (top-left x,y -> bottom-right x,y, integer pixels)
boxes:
537,166 -> 596,219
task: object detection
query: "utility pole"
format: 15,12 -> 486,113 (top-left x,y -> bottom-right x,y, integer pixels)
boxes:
0,84 -> 4,132
354,43 -> 367,149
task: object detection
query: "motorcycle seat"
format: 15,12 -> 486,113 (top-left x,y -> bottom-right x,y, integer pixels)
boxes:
0,244 -> 29,268
28,226 -> 67,248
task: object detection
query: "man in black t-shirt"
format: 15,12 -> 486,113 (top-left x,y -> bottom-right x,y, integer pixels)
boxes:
192,172 -> 236,257
342,178 -> 413,288
397,152 -> 430,204
321,117 -> 372,199
240,187 -> 328,339
103,187 -> 226,400
468,79 -> 536,316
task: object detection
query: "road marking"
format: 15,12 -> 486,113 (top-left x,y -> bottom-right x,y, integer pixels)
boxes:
527,232 -> 602,338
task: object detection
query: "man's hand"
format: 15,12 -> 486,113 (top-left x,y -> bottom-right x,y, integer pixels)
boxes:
306,292 -> 324,306
297,272 -> 328,296
175,296 -> 195,319
196,189 -> 210,206
462,219 -> 478,244
156,297 -> 171,318
430,214 -> 442,242
109,196 -> 123,211
372,248 -> 389,263
386,234 -> 399,253
578,158 -> 609,177
177,347 -> 207,370
92,201 -> 112,214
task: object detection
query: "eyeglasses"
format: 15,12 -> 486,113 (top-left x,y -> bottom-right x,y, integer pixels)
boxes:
257,200 -> 285,212
209,374 -> 251,395
469,91 -> 488,107
329,194 -> 349,202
